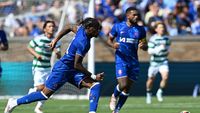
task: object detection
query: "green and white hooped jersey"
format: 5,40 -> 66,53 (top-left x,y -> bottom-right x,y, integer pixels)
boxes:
148,34 -> 171,66
28,34 -> 54,70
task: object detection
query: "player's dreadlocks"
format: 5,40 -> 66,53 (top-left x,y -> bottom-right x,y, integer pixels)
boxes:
80,17 -> 102,31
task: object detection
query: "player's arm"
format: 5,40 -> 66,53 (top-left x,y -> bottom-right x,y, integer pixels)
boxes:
53,41 -> 61,59
50,24 -> 78,49
74,54 -> 104,81
107,34 -> 119,49
74,54 -> 92,76
27,44 -> 42,60
148,41 -> 163,55
139,38 -> 148,51
107,24 -> 119,49
54,48 -> 61,59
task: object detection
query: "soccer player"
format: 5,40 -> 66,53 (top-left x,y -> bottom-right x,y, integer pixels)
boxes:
4,17 -> 104,113
27,20 -> 61,113
0,27 -> 9,78
146,21 -> 171,104
107,7 -> 148,113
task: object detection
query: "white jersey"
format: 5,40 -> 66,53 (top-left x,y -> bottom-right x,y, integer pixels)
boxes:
148,34 -> 171,66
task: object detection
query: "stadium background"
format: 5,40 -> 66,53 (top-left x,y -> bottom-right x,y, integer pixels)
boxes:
1,0 -> 200,97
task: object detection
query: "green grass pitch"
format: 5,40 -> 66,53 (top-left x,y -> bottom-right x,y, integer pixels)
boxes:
1,96 -> 200,113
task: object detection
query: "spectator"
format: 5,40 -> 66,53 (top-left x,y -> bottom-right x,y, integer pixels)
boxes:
49,0 -> 62,21
176,12 -> 191,35
147,2 -> 164,34
165,12 -> 178,36
191,14 -> 200,35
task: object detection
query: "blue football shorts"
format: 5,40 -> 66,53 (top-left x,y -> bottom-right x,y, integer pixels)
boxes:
115,63 -> 139,81
45,60 -> 87,91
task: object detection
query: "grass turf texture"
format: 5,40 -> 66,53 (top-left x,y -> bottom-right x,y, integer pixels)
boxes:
0,96 -> 199,113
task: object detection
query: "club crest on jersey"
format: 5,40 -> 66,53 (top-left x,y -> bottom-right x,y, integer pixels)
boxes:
120,31 -> 125,34
134,32 -> 139,37
118,69 -> 122,75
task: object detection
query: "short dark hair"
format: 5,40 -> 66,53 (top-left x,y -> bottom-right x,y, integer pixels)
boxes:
80,17 -> 102,30
125,7 -> 138,14
43,20 -> 55,29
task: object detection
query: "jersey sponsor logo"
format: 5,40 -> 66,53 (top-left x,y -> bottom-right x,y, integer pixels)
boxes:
119,37 -> 138,44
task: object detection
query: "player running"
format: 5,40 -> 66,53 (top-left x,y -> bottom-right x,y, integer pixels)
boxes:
27,20 -> 61,113
4,17 -> 104,113
146,21 -> 171,104
107,7 -> 148,113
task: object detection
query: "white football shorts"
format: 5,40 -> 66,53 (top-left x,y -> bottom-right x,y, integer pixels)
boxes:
32,68 -> 51,86
148,63 -> 169,78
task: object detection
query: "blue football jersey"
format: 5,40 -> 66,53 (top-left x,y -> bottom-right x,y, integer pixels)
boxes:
110,21 -> 146,64
60,26 -> 91,68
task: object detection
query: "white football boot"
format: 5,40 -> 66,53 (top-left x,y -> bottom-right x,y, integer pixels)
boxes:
109,94 -> 117,111
156,89 -> 163,102
146,92 -> 152,104
4,98 -> 17,113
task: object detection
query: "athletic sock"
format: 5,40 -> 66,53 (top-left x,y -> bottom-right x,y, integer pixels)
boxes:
157,88 -> 164,93
89,82 -> 101,112
115,91 -> 129,112
35,100 -> 45,109
17,91 -> 48,105
113,84 -> 121,98
146,89 -> 152,95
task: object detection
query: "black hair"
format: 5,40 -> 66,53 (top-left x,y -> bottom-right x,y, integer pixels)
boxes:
43,20 -> 55,29
125,7 -> 138,14
80,17 -> 102,30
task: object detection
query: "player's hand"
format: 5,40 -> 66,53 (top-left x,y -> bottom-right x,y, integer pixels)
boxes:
113,43 -> 119,49
139,39 -> 147,51
95,72 -> 104,81
49,39 -> 57,50
36,54 -> 42,60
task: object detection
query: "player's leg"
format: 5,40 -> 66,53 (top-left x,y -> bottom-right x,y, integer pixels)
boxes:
32,70 -> 50,113
81,77 -> 101,113
4,61 -> 67,113
4,87 -> 52,113
110,63 -> 125,111
156,65 -> 169,102
146,66 -> 158,104
72,72 -> 101,113
113,77 -> 133,113
109,84 -> 121,111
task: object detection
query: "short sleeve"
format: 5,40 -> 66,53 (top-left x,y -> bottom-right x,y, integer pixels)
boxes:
28,39 -> 37,48
109,24 -> 118,37
76,42 -> 88,57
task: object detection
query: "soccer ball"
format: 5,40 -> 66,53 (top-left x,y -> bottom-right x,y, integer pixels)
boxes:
180,110 -> 190,113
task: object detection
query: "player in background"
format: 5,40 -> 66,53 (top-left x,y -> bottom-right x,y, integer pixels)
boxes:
146,21 -> 171,104
27,20 -> 61,113
4,17 -> 104,113
0,26 -> 9,78
107,7 -> 148,113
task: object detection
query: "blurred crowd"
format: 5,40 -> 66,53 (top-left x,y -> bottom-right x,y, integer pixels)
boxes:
1,0 -> 200,38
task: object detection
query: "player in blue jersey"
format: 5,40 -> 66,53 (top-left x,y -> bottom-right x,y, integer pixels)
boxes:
107,7 -> 148,113
4,17 -> 104,113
